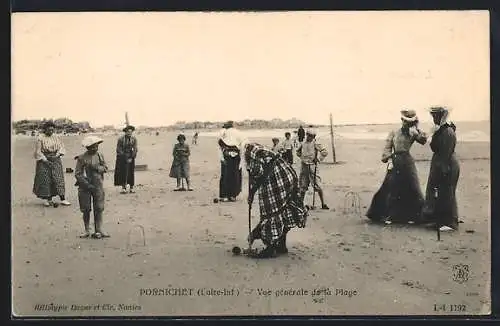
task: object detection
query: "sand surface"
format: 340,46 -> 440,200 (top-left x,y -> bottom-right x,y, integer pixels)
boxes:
12,130 -> 490,316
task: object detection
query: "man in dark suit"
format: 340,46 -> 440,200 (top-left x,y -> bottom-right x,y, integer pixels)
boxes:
297,125 -> 305,143
114,125 -> 138,193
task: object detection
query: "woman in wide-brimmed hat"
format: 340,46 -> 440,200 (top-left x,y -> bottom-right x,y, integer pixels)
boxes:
366,109 -> 427,224
32,121 -> 71,207
218,121 -> 246,202
421,106 -> 460,231
114,125 -> 138,193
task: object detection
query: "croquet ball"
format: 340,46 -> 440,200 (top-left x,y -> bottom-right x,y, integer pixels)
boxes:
232,246 -> 241,255
53,203 -> 59,208
213,198 -> 219,203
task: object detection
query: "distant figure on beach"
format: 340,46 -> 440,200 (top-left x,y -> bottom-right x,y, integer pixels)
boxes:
271,137 -> 280,153
192,131 -> 199,145
114,125 -> 138,194
281,132 -> 294,165
297,128 -> 329,209
218,121 -> 246,202
297,125 -> 305,143
366,110 -> 427,225
75,136 -> 110,239
292,130 -> 299,148
170,133 -> 192,191
245,143 -> 307,258
422,107 -> 460,232
32,121 -> 71,207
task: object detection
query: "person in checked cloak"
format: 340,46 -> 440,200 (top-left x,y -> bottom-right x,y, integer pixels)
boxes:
245,143 -> 308,258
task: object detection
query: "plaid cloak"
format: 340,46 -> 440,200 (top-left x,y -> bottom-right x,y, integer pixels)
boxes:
245,143 -> 307,245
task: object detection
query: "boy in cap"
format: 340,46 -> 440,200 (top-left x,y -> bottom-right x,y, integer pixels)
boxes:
296,128 -> 329,209
75,136 -> 110,239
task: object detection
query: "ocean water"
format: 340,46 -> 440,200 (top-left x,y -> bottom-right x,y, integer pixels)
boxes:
13,121 -> 489,143
195,122 -> 490,143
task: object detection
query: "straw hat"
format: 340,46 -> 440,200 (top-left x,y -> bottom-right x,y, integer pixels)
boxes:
429,106 -> 449,114
400,109 -> 418,122
82,135 -> 103,148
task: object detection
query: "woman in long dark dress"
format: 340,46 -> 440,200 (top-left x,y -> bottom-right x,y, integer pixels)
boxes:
218,121 -> 245,202
422,107 -> 460,232
114,125 -> 138,194
366,110 -> 427,224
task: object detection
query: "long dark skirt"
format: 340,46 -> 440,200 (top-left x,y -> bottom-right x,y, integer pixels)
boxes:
422,154 -> 460,229
219,156 -> 242,199
366,152 -> 424,223
33,156 -> 66,199
283,149 -> 293,165
114,156 -> 135,187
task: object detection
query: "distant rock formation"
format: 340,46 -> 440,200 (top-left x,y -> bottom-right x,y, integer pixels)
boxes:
12,118 -> 93,135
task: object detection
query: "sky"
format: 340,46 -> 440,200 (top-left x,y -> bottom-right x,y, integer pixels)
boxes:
12,11 -> 489,128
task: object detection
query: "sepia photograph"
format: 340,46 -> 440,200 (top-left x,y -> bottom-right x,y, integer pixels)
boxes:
11,10 -> 490,316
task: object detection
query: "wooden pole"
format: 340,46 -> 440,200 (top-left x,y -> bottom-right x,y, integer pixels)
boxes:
329,113 -> 337,163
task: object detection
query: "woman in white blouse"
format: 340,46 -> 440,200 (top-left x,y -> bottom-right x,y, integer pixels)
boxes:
32,121 -> 71,207
217,121 -> 246,202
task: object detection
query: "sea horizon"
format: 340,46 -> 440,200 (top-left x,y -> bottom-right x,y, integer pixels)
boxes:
12,120 -> 490,143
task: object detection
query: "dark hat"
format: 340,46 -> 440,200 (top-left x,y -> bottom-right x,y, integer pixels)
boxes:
42,121 -> 56,129
177,133 -> 186,141
222,121 -> 234,129
123,125 -> 135,132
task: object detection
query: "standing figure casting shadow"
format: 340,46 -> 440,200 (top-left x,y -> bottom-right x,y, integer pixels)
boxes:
366,109 -> 427,225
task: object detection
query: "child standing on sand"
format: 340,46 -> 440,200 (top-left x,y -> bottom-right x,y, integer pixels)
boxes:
169,134 -> 193,191
75,136 -> 109,239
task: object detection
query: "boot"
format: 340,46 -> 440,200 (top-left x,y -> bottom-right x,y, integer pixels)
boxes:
255,245 -> 277,259
92,211 -> 110,238
79,212 -> 91,238
276,233 -> 288,254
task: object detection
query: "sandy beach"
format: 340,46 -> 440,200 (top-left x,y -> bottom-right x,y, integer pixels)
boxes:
11,127 -> 490,316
